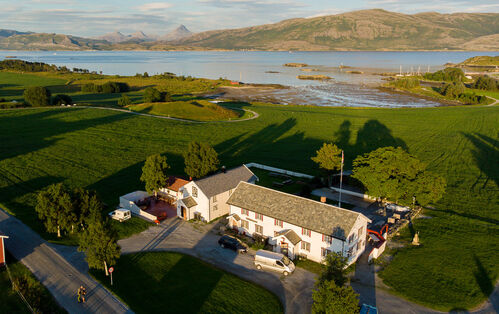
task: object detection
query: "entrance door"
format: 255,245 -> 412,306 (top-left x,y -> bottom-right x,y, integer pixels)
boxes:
181,207 -> 187,220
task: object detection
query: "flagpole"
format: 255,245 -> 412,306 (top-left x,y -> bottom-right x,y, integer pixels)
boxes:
339,150 -> 344,208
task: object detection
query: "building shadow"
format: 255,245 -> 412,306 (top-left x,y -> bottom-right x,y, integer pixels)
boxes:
473,255 -> 495,303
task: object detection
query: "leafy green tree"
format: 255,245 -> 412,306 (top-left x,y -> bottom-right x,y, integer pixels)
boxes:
78,218 -> 120,275
352,147 -> 446,206
441,82 -> 465,99
23,86 -> 51,107
140,154 -> 170,196
311,143 -> 342,187
424,68 -> 464,82
312,280 -> 360,314
184,141 -> 220,179
52,94 -> 72,106
118,94 -> 132,107
472,75 -> 498,91
143,87 -> 163,103
35,183 -> 76,237
319,252 -> 348,287
72,188 -> 103,230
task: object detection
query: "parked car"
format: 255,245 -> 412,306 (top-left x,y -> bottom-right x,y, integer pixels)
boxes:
108,209 -> 131,222
218,235 -> 248,253
254,250 -> 295,276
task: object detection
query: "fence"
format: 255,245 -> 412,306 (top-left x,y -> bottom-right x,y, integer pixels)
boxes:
245,163 -> 314,179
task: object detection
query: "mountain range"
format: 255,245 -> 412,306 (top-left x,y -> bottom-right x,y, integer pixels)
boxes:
0,10 -> 498,51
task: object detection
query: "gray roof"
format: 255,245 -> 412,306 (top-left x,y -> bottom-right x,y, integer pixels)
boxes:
227,182 -> 364,240
276,229 -> 302,245
194,165 -> 257,198
181,196 -> 197,208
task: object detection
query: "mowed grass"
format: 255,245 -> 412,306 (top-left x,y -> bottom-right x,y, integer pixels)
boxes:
0,92 -> 498,309
90,252 -> 283,314
130,100 -> 241,121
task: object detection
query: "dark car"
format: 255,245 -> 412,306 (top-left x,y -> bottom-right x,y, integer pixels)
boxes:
218,235 -> 248,253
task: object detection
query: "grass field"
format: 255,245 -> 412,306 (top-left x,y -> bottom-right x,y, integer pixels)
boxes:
0,70 -> 498,310
90,252 -> 283,314
0,252 -> 66,314
130,99 -> 242,121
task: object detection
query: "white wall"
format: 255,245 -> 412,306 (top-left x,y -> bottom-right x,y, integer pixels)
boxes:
180,182 -> 210,221
229,205 -> 368,264
245,163 -> 313,179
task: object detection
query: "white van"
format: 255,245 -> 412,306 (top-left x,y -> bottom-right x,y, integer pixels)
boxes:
254,250 -> 295,276
108,209 -> 131,222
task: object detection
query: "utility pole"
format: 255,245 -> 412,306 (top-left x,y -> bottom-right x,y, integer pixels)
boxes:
338,150 -> 344,208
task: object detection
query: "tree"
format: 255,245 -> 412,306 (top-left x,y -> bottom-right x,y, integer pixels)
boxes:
319,252 -> 348,287
352,147 -> 446,206
312,280 -> 360,314
143,87 -> 163,103
35,183 -> 76,237
118,94 -> 132,107
72,188 -> 103,230
78,218 -> 120,275
311,143 -> 342,187
52,94 -> 72,106
472,75 -> 498,91
140,154 -> 170,196
184,141 -> 220,179
23,86 -> 51,107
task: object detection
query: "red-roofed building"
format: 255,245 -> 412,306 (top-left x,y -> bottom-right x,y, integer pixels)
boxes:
159,177 -> 190,201
0,235 -> 8,267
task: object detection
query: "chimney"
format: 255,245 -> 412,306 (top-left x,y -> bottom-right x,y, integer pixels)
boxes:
320,196 -> 326,203
221,166 -> 226,173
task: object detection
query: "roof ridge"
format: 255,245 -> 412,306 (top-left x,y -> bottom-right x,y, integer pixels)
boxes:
237,181 -> 361,217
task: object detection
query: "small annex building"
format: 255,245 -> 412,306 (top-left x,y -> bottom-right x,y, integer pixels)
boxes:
177,165 -> 258,222
159,176 -> 189,202
227,182 -> 371,264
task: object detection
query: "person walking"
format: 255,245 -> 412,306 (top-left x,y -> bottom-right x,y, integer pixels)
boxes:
81,285 -> 87,303
77,286 -> 82,303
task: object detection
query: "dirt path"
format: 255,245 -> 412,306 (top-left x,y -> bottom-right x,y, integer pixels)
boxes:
0,209 -> 132,314
486,96 -> 498,106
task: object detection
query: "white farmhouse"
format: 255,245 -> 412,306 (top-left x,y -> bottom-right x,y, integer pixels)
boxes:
177,165 -> 258,222
227,182 -> 371,265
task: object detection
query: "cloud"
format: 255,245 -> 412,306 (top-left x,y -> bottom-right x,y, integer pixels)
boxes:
137,2 -> 173,11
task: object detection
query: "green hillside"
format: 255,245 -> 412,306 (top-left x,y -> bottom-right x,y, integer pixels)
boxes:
177,9 -> 499,51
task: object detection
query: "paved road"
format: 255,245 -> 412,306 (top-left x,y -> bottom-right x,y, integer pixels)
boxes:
0,209 -> 132,314
118,218 -> 315,314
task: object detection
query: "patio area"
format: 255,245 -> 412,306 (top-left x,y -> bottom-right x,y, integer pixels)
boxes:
138,197 -> 178,221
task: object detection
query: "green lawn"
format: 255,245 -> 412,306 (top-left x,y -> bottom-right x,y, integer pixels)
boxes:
470,89 -> 499,100
0,79 -> 498,310
130,99 -> 243,121
90,252 -> 283,314
250,168 -> 311,195
0,252 -> 66,314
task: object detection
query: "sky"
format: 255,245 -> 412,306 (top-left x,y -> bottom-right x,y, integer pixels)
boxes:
0,0 -> 498,37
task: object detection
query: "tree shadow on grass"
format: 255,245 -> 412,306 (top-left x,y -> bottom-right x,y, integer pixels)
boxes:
462,132 -> 499,187
0,108 -> 133,162
473,255 -> 495,301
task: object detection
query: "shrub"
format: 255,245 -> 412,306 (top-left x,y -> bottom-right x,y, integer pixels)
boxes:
440,82 -> 465,99
118,94 -> 132,107
472,75 -> 498,91
143,87 -> 163,103
23,86 -> 51,107
391,78 -> 420,89
424,68 -> 465,82
52,94 -> 72,106
81,82 -> 129,94
81,83 -> 96,92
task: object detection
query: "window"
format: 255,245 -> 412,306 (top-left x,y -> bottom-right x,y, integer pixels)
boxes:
212,195 -> 217,202
321,248 -> 331,257
255,225 -> 263,234
358,226 -> 363,237
301,241 -> 311,252
241,208 -> 249,216
348,234 -> 355,243
301,228 -> 311,237
192,186 -> 198,197
241,220 -> 249,229
322,235 -> 332,244
213,205 -> 218,211
357,240 -> 363,250
255,213 -> 263,221
274,219 -> 283,227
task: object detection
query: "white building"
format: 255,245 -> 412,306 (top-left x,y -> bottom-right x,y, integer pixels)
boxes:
177,165 -> 258,222
227,182 -> 371,265
159,176 -> 189,201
